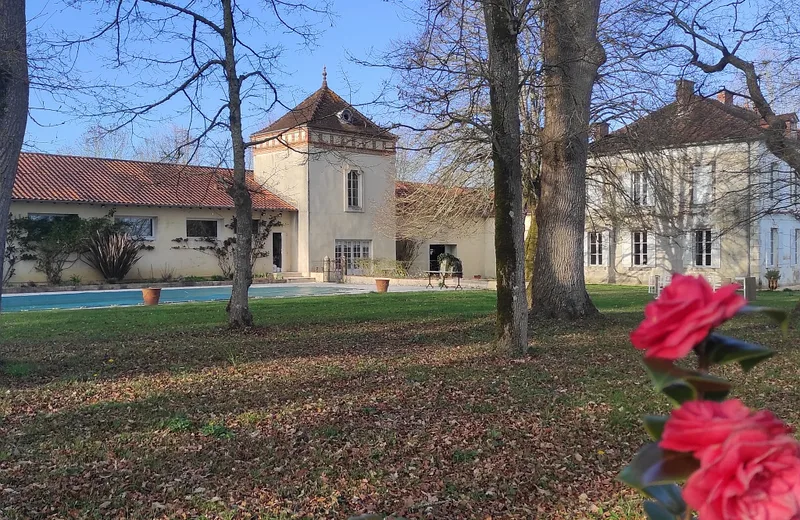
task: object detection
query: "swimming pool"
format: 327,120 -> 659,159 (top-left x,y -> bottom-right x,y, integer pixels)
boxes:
1,284 -> 369,313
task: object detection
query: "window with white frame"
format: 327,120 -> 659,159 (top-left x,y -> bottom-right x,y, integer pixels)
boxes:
345,169 -> 362,211
334,239 -> 371,271
186,219 -> 218,238
588,232 -> 603,266
692,163 -> 714,205
115,216 -> 156,240
694,229 -> 713,267
770,227 -> 779,266
632,171 -> 648,206
28,213 -> 79,221
632,230 -> 649,266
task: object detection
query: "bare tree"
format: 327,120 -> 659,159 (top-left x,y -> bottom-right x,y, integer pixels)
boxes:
0,0 -> 28,307
53,0 -> 329,327
634,0 -> 800,171
78,125 -> 131,159
481,0 -> 529,353
530,0 -> 605,319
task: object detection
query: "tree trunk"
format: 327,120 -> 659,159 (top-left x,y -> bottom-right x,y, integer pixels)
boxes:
524,195 -> 537,308
0,0 -> 28,312
531,0 -> 604,320
482,0 -> 528,356
222,0 -> 253,328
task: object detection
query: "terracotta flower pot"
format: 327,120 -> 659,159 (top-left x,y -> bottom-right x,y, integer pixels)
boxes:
768,278 -> 779,291
142,287 -> 162,305
375,278 -> 390,293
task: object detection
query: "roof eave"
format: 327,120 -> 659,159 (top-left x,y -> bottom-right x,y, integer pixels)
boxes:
12,198 -> 297,212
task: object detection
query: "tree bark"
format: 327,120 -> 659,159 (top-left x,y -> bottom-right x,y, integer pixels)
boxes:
0,0 -> 28,312
482,0 -> 528,356
531,0 -> 604,320
222,0 -> 253,328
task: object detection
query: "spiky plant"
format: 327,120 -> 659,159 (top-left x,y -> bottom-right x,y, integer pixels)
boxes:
83,230 -> 144,282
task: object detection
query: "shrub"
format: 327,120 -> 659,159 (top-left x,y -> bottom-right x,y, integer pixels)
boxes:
14,215 -> 87,285
83,230 -> 145,282
354,258 -> 410,278
396,239 -> 422,270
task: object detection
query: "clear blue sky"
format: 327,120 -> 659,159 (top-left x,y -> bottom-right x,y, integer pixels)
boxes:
25,0 -> 417,155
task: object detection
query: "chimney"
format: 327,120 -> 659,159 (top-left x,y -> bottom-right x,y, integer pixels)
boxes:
676,79 -> 695,104
716,88 -> 734,105
591,122 -> 610,140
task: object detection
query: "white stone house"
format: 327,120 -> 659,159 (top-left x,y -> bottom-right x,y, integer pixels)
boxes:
585,80 -> 800,286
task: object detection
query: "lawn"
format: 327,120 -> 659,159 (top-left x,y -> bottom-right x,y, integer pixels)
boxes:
1,286 -> 798,519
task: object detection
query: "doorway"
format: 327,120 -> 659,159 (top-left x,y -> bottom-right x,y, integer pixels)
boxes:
272,232 -> 283,272
429,244 -> 446,271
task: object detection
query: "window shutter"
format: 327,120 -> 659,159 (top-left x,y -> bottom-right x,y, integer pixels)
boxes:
683,231 -> 694,269
584,232 -> 589,266
712,232 -> 722,269
647,232 -> 656,267
618,229 -> 632,267
602,230 -> 611,267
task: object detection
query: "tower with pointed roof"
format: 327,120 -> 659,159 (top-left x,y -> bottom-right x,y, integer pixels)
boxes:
251,71 -> 398,275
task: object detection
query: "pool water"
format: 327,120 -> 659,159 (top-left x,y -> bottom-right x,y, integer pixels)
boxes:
1,284 -> 363,313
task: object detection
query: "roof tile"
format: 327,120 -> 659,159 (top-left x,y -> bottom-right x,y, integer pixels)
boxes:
13,153 -> 296,211
253,85 -> 394,139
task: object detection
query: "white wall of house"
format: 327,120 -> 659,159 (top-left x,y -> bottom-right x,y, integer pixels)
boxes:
406,218 -> 491,278
6,201 -> 294,283
758,214 -> 800,285
583,139 -> 789,285
253,146 -> 309,274
253,132 -> 397,276
307,145 -> 396,273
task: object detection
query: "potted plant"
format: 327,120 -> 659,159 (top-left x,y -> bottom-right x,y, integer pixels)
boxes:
375,278 -> 390,293
142,287 -> 162,305
765,269 -> 781,290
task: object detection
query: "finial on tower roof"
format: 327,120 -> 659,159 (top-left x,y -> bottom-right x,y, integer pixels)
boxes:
322,66 -> 327,88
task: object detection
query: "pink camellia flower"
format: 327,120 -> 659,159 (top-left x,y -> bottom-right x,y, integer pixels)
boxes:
630,274 -> 746,359
683,428 -> 800,520
660,400 -> 792,457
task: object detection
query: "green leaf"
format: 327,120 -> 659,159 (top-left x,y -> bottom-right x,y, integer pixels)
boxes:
706,333 -> 774,372
643,358 -> 731,404
643,501 -> 679,520
643,416 -> 668,441
619,443 -> 700,490
643,484 -> 686,515
739,305 -> 789,333
662,382 -> 696,404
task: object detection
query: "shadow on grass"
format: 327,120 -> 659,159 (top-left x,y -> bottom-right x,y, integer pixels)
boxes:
0,315 -> 496,389
3,328 -> 653,519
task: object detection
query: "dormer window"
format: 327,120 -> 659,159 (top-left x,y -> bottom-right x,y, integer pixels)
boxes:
346,169 -> 362,211
338,108 -> 353,124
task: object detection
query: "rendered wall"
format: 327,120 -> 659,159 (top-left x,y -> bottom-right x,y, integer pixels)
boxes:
5,201 -> 294,284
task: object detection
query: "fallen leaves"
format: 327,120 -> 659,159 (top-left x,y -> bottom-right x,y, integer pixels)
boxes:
1,290 -> 798,519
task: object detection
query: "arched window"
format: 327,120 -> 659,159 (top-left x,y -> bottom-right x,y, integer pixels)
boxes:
346,169 -> 361,210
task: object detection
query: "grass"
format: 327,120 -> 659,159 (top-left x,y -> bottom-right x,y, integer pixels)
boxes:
0,286 -> 798,519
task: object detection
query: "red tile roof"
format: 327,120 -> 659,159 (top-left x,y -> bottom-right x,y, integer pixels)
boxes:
253,85 -> 395,139
13,152 -> 296,211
